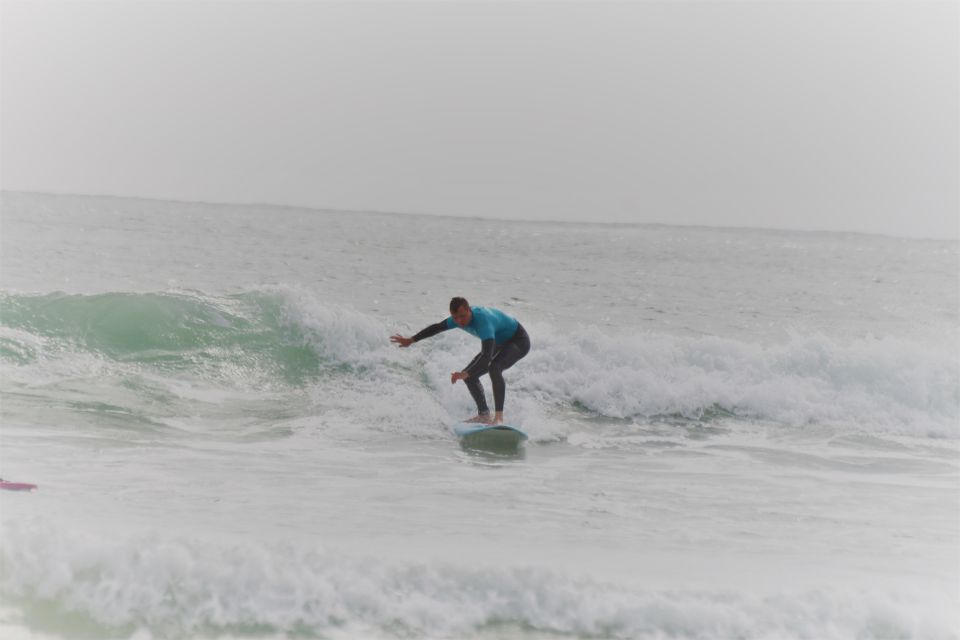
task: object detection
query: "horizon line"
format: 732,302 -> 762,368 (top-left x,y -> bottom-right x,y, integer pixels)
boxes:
2,188 -> 956,242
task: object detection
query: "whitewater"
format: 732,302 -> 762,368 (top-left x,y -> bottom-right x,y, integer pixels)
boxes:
0,191 -> 957,640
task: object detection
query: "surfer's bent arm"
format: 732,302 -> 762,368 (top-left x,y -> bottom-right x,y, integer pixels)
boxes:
412,320 -> 451,343
462,338 -> 495,378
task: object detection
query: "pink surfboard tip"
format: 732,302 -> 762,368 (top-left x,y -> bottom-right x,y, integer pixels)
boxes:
0,479 -> 38,491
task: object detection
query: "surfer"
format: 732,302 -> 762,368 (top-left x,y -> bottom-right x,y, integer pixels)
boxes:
390,297 -> 530,425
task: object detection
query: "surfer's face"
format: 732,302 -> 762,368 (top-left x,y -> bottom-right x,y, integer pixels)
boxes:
452,305 -> 472,327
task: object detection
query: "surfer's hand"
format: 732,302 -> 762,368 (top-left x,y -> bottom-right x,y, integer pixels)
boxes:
451,371 -> 469,384
390,335 -> 414,348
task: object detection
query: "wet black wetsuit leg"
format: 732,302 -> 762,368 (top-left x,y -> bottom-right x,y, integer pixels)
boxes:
489,324 -> 530,412
463,324 -> 530,414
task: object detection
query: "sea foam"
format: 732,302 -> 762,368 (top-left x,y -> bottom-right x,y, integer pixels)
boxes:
509,323 -> 959,437
1,521 -> 955,640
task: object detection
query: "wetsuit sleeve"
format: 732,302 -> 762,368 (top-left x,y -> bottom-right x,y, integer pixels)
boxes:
463,338 -> 495,377
412,319 -> 453,342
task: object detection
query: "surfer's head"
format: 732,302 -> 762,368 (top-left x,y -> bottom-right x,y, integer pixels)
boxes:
450,297 -> 472,327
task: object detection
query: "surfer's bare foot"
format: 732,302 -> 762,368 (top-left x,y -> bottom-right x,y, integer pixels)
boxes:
493,412 -> 504,425
465,414 -> 493,424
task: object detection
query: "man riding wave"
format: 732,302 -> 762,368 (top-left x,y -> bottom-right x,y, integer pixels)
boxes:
390,297 -> 530,425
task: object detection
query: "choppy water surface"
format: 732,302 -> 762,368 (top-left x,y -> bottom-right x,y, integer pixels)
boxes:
1,192 -> 958,639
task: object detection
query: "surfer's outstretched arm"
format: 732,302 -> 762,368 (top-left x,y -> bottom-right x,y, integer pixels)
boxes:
390,320 -> 451,347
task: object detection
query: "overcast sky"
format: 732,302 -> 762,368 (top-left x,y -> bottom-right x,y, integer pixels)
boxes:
1,1 -> 957,238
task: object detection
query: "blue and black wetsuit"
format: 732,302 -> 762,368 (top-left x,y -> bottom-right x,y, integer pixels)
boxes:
412,306 -> 530,414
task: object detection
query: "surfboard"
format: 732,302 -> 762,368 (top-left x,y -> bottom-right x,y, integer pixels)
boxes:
451,422 -> 528,446
0,479 -> 37,491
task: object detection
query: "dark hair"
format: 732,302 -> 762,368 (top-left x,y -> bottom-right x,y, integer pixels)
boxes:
449,297 -> 470,314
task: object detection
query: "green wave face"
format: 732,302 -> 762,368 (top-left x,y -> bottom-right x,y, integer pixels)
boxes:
0,291 -> 324,386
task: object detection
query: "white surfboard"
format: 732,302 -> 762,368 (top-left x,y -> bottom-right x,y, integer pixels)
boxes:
451,422 -> 528,446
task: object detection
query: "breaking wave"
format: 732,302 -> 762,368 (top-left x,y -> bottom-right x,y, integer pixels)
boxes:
1,288 -> 956,437
1,521 -> 955,640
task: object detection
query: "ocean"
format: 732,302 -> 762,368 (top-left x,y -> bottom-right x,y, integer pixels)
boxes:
1,191 -> 957,639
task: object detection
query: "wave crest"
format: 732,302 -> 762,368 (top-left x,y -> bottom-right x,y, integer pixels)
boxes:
0,289 -> 392,387
2,289 -> 955,436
